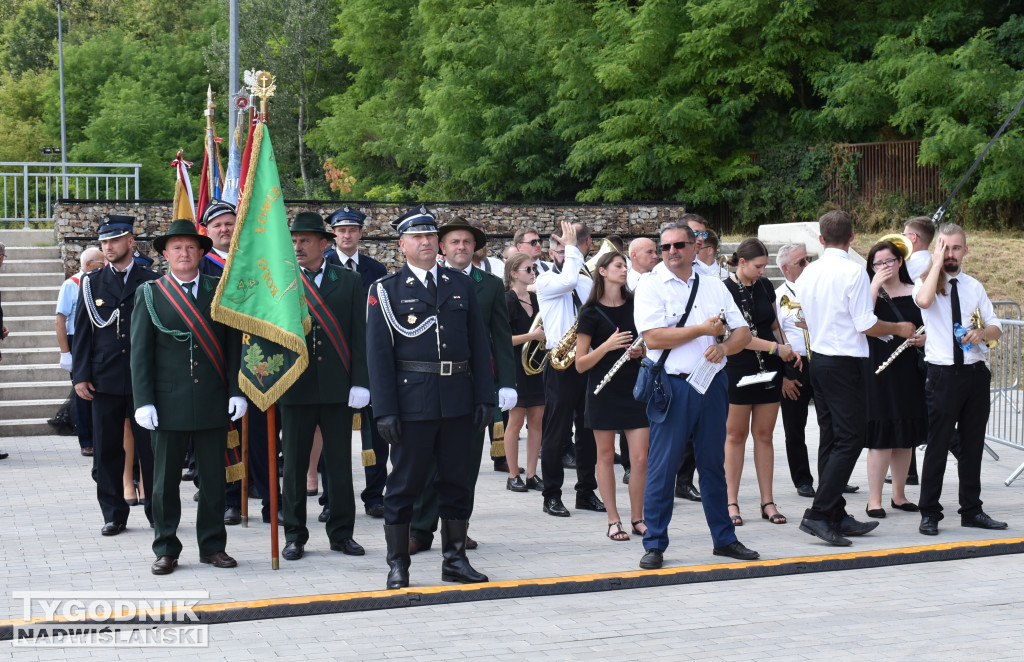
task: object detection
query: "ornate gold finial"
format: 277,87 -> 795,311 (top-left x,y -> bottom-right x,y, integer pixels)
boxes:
247,70 -> 276,119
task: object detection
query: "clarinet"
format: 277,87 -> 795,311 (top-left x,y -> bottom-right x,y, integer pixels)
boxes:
594,336 -> 646,395
875,325 -> 925,375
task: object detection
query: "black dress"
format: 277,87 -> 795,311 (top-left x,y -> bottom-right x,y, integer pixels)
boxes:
576,300 -> 649,430
724,276 -> 784,405
866,294 -> 927,449
505,290 -> 545,408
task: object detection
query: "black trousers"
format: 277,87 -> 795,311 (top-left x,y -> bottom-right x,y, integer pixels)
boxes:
539,362 -> 597,501
92,391 -> 153,526
919,363 -> 990,520
320,405 -> 389,511
804,355 -> 867,523
780,358 -> 815,488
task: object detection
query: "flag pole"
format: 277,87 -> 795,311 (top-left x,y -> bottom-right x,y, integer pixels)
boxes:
240,411 -> 249,527
267,403 -> 279,570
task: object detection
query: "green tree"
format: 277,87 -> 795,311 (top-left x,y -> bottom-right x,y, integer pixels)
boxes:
1,0 -> 58,76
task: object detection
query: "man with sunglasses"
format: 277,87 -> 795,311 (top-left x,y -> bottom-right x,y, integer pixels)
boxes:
513,227 -> 553,273
634,223 -> 756,568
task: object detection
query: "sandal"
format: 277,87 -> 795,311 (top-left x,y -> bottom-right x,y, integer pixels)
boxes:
631,519 -> 648,536
728,503 -> 743,526
606,521 -> 630,541
760,501 -> 787,524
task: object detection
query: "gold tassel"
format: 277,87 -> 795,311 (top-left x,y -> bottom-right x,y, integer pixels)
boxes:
352,412 -> 362,430
490,440 -> 505,458
493,420 -> 505,440
361,448 -> 376,467
225,462 -> 246,483
226,428 -> 240,449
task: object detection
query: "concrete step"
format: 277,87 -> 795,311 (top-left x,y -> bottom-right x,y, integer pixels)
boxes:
0,347 -> 60,365
0,380 -> 72,400
3,300 -> 58,317
1,285 -> 61,302
3,258 -> 65,274
0,418 -> 62,437
0,398 -> 63,420
5,246 -> 61,259
6,315 -> 57,332
0,229 -> 56,247
0,272 -> 66,287
3,330 -> 59,349
0,363 -> 67,381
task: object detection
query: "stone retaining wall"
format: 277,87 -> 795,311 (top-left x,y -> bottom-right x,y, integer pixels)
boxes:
53,200 -> 687,275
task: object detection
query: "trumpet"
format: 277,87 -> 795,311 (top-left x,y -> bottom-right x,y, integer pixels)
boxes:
780,294 -> 811,361
956,308 -> 999,351
876,325 -> 925,375
594,336 -> 645,395
521,314 -> 548,376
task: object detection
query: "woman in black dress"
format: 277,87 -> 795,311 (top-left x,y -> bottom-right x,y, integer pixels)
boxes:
724,239 -> 801,526
503,252 -> 546,492
575,252 -> 648,541
864,240 -> 927,518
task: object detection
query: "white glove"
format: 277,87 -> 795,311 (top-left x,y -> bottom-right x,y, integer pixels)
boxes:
498,387 -> 518,412
60,352 -> 73,372
228,397 -> 248,421
134,405 -> 158,430
348,386 -> 371,410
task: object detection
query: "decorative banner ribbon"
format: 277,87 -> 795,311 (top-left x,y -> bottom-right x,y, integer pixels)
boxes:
300,271 -> 351,374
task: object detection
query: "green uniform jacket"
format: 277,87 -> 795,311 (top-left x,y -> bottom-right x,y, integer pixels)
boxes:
470,266 -> 516,391
279,262 -> 369,405
130,274 -> 242,431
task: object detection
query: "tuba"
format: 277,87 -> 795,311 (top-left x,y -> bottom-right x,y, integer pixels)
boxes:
521,314 -> 548,376
879,233 -> 912,261
549,238 -> 620,371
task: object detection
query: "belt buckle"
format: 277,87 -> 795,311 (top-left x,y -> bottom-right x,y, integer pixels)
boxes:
440,361 -> 453,376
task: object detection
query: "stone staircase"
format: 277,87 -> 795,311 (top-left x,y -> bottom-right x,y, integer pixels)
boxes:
719,241 -> 786,288
0,230 -> 68,437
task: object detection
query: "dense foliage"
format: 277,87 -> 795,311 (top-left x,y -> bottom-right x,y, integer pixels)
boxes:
2,0 -> 1023,226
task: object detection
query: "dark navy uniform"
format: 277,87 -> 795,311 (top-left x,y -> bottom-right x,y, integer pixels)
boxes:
72,215 -> 159,531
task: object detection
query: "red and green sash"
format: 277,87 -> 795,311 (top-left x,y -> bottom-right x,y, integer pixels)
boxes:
153,275 -> 227,384
300,271 -> 351,374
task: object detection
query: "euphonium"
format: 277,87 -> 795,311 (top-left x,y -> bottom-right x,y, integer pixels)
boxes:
521,314 -> 548,376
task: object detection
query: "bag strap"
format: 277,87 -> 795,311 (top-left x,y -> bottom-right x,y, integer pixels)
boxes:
655,273 -> 700,369
878,287 -> 906,322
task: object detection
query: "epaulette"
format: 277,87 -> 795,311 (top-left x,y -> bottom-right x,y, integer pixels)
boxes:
376,272 -> 400,284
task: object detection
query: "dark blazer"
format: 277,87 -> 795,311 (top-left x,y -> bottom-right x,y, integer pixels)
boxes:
366,264 -> 495,422
198,253 -> 226,278
279,262 -> 369,406
468,266 -> 516,391
130,274 -> 242,431
325,248 -> 388,295
72,264 -> 159,396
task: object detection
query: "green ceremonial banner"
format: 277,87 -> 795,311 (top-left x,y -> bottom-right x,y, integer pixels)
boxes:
211,121 -> 311,411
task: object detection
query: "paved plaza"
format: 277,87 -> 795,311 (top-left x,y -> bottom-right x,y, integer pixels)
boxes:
2,407 -> 1023,660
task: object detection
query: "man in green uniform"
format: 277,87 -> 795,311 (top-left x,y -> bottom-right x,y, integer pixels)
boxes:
131,219 -> 246,575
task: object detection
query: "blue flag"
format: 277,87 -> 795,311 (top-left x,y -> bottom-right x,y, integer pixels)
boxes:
222,113 -> 244,206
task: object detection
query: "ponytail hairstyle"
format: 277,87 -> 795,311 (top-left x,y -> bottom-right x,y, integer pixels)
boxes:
726,237 -> 768,268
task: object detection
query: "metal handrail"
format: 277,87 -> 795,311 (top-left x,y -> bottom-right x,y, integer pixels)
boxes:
0,162 -> 141,228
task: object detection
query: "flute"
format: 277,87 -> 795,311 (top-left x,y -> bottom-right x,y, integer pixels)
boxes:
875,325 -> 925,375
594,336 -> 646,395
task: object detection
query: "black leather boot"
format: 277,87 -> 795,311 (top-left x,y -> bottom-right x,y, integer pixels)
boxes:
384,523 -> 411,589
440,519 -> 488,584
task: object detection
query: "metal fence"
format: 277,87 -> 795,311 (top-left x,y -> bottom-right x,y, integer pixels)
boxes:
0,162 -> 141,228
986,317 -> 1024,486
827,140 -> 943,210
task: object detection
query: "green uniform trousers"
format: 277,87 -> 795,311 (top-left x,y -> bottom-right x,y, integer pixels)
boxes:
410,425 -> 485,546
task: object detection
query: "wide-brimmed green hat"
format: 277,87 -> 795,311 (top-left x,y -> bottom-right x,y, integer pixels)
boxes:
154,218 -> 213,253
437,215 -> 487,250
290,211 -> 336,240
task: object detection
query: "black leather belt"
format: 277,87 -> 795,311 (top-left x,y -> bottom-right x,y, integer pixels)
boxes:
397,360 -> 469,376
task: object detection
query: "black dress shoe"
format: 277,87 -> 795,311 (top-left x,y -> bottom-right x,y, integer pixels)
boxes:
865,505 -> 886,519
81,447 -> 94,457
639,549 -> 663,569
796,484 -> 816,498
409,537 -> 431,555
622,468 -> 630,485
575,493 -> 606,512
0,451 -> 8,460
182,468 -> 197,482
919,516 -> 939,535
543,497 -> 570,517
151,556 -> 177,575
507,475 -> 528,492
365,503 -> 385,518
200,551 -> 238,568
330,538 -> 366,556
891,499 -> 919,512
838,515 -> 879,536
465,536 -> 478,550
561,452 -> 577,469
843,484 -> 860,494
675,483 -> 702,502
961,511 -> 1008,530
713,541 -> 759,561
524,475 -> 545,491
493,458 -> 509,472
282,542 -> 304,560
798,517 -> 851,546
101,522 -> 126,536
224,506 -> 241,525
318,506 -> 330,523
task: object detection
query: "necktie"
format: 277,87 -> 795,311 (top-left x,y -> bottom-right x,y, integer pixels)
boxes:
303,268 -> 321,287
346,258 -> 356,272
180,281 -> 195,300
950,277 -> 964,366
425,271 -> 437,297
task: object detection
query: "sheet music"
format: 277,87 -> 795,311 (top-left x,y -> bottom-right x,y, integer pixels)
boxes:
687,358 -> 726,394
737,371 -> 777,388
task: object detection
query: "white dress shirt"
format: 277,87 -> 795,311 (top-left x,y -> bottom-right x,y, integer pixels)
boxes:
907,250 -> 930,282
170,272 -> 199,298
406,262 -> 439,290
913,270 -> 1000,366
211,247 -> 229,260
536,245 -> 593,349
795,247 -> 877,358
626,268 -> 649,292
775,280 -> 807,357
335,248 -> 360,268
302,259 -> 326,287
693,258 -> 729,281
633,262 -> 748,376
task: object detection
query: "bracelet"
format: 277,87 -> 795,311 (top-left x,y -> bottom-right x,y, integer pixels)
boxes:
770,342 -> 778,355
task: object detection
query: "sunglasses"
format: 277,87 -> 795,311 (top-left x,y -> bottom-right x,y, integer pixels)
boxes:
692,231 -> 708,240
660,241 -> 694,252
518,266 -> 537,274
872,257 -> 899,269
793,257 -> 812,267
520,239 -> 541,247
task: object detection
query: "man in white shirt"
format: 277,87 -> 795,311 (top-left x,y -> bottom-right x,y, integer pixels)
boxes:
627,237 -> 658,292
513,226 -> 553,273
903,217 -> 934,282
914,224 -> 1005,536
696,229 -> 729,281
795,210 -> 916,546
535,221 -> 601,517
633,223 -> 756,568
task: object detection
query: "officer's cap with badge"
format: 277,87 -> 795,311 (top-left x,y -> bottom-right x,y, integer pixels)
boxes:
391,205 -> 438,236
199,199 -> 236,227
98,215 -> 137,241
437,215 -> 486,250
154,219 -> 214,253
290,211 -> 336,240
327,206 -> 367,228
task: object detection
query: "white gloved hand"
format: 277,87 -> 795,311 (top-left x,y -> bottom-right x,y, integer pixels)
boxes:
228,396 -> 248,421
134,405 -> 159,430
498,387 -> 518,412
348,386 -> 371,410
60,352 -> 73,372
